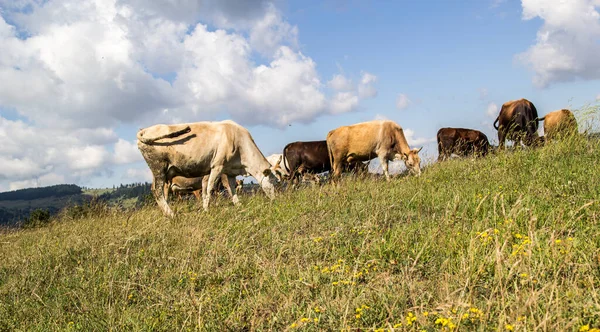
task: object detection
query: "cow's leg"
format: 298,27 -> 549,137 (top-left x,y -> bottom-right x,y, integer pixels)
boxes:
498,129 -> 506,150
379,155 -> 391,181
203,167 -> 223,211
226,175 -> 240,206
150,166 -> 174,217
192,190 -> 201,201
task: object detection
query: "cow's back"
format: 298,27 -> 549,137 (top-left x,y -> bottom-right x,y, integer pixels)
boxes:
284,141 -> 330,173
544,109 -> 578,139
328,120 -> 389,156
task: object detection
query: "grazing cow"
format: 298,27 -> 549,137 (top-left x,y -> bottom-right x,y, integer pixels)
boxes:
326,120 -> 422,181
266,154 -> 289,180
539,109 -> 578,140
283,141 -> 368,182
137,120 -> 279,217
494,98 -> 541,149
437,127 -> 491,161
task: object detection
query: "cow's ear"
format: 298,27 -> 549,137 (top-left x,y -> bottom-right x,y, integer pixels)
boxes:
263,168 -> 273,177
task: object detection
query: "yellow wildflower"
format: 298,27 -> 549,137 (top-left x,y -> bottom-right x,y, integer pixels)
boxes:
393,323 -> 403,328
314,307 -> 322,313
580,325 -> 590,332
301,317 -> 310,323
505,324 -> 515,331
555,239 -> 562,244
314,318 -> 319,323
290,322 -> 298,328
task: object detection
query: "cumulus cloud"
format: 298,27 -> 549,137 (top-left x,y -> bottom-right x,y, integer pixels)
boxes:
328,74 -> 354,91
113,139 -> 142,164
0,0 -> 374,190
486,102 -> 499,117
517,0 -> 600,87
358,72 -> 378,99
249,4 -> 298,56
396,94 -> 412,110
124,167 -> 152,182
596,94 -> 600,101
329,92 -> 359,114
404,128 -> 435,147
9,173 -> 65,191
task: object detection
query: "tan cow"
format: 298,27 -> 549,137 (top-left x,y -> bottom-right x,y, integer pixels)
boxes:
539,109 -> 578,140
137,120 -> 278,217
326,120 -> 422,181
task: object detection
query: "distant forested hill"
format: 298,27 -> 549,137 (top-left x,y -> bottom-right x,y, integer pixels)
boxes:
0,182 -> 152,228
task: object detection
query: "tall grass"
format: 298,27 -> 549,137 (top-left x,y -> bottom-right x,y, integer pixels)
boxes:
1,120 -> 600,331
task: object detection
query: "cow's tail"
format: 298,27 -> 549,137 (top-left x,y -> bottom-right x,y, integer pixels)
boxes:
137,126 -> 191,145
326,133 -> 335,175
536,116 -> 546,122
493,117 -> 500,130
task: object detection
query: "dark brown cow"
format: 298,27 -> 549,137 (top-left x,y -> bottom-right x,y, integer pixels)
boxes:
493,98 -> 541,149
283,140 -> 367,182
437,127 -> 491,161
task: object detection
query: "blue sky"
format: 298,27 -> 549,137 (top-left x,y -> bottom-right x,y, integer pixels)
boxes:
0,0 -> 599,190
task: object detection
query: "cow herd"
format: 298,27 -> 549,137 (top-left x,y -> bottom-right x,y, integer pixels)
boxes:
137,98 -> 579,217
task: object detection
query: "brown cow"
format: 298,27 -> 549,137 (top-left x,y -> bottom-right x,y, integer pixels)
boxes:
137,120 -> 279,217
539,109 -> 578,140
437,127 -> 491,161
493,98 -> 541,149
326,120 -> 422,181
283,140 -> 367,182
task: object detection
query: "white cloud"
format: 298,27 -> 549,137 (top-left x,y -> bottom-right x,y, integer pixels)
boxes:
66,146 -> 110,171
517,0 -> 600,87
396,94 -> 412,110
374,114 -> 388,120
249,4 -> 298,56
328,74 -> 354,91
329,92 -> 359,114
124,167 -> 152,182
358,72 -> 378,99
596,93 -> 600,101
0,0 -> 375,190
486,102 -> 498,117
114,139 -> 142,164
404,128 -> 435,147
9,173 -> 65,191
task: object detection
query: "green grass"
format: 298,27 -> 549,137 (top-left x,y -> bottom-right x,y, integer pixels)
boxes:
2,134 -> 600,331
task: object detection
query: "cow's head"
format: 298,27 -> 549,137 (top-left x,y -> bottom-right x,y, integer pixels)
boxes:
260,168 -> 279,199
270,156 -> 286,182
398,147 -> 422,176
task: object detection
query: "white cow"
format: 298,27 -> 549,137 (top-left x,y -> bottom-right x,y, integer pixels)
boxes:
137,120 -> 279,217
266,153 -> 289,180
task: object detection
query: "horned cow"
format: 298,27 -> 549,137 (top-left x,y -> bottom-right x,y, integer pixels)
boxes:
137,120 -> 279,217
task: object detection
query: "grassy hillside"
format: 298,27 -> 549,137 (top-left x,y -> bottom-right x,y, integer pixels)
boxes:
1,135 -> 600,331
